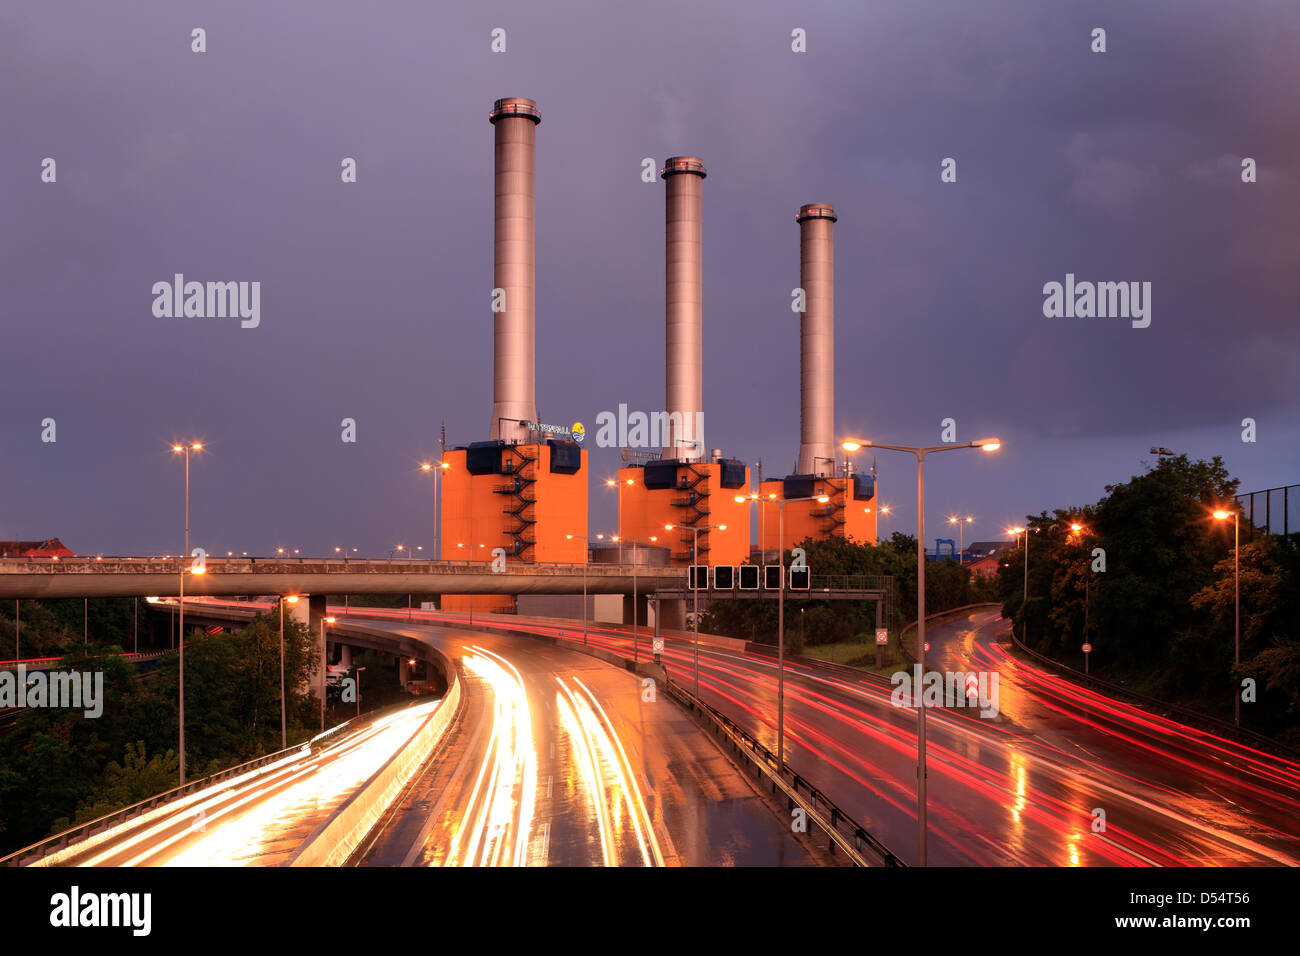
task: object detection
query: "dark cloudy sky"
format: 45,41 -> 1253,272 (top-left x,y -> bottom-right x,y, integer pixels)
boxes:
2,0 -> 1297,557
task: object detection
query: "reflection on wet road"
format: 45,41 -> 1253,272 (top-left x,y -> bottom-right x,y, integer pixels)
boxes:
356,605 -> 1300,867
360,624 -> 816,867
44,701 -> 442,867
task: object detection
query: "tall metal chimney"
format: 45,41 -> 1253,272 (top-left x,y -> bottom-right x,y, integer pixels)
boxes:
488,97 -> 541,444
662,157 -> 706,460
796,203 -> 836,477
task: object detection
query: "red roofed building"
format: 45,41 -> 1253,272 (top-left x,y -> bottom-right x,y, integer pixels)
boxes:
967,555 -> 1000,580
0,538 -> 75,558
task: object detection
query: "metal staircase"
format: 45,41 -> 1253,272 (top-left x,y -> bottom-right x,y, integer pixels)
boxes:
814,477 -> 848,536
671,463 -> 712,563
494,445 -> 538,561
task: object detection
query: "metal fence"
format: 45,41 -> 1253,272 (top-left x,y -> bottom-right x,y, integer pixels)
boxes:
1235,484 -> 1298,540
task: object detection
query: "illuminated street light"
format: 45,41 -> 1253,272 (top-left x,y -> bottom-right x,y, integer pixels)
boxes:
420,460 -> 450,560
1213,508 -> 1241,726
843,434 -> 1001,867
280,595 -> 300,749
734,493 -> 828,771
948,515 -> 974,563
665,522 -> 727,694
171,439 -> 203,785
320,615 -> 336,731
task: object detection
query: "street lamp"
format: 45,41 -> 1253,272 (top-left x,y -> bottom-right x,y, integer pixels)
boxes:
171,440 -> 202,785
621,535 -> 659,663
948,515 -> 973,564
320,615 -> 336,731
734,493 -> 828,772
420,461 -> 450,560
565,533 -> 594,645
280,595 -> 299,749
664,522 -> 726,696
605,478 -> 635,561
1213,508 -> 1241,726
843,434 -> 1000,867
354,665 -> 366,718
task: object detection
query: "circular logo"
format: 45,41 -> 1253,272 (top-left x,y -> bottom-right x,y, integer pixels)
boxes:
571,421 -> 585,444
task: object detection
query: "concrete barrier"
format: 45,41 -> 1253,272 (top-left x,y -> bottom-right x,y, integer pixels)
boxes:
287,656 -> 462,867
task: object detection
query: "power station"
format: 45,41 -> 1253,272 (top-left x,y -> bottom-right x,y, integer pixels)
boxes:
757,204 -> 877,556
616,156 -> 752,577
438,98 -> 875,619
439,98 -> 587,615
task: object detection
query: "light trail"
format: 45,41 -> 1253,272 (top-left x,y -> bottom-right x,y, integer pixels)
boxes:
443,646 -> 537,866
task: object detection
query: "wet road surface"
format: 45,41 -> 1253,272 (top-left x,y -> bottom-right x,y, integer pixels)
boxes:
357,622 -> 820,866
360,606 -> 1300,866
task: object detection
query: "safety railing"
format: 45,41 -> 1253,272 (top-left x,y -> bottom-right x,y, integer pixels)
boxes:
663,679 -> 904,867
1007,626 -> 1299,759
0,728 -> 345,866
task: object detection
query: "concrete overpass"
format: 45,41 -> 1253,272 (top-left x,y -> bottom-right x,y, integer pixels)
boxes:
0,556 -> 686,600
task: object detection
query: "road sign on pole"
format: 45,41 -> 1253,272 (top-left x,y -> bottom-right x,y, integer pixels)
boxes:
1082,643 -> 1092,653
875,629 -> 888,645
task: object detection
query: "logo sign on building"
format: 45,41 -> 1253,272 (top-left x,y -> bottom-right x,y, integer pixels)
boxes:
520,420 -> 575,440
875,629 -> 888,645
571,421 -> 585,444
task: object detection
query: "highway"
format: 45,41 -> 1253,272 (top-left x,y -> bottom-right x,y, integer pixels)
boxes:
37,701 -> 443,867
362,605 -> 1300,866
356,621 -> 820,866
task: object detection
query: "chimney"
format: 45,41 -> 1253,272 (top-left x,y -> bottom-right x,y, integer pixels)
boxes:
796,203 -> 836,477
488,97 -> 541,443
662,156 -> 706,461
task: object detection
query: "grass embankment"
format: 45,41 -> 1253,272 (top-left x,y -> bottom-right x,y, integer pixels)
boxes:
799,604 -> 1000,677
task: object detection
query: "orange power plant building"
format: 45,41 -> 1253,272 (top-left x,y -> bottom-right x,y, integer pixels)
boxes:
440,98 -> 586,614
616,157 -> 752,571
756,204 -> 877,555
437,99 -> 874,619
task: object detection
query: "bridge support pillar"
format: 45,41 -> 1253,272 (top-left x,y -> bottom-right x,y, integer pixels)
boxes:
621,592 -> 649,627
657,598 -> 685,629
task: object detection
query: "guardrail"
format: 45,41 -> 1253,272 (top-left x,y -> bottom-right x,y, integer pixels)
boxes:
1007,626 -> 1300,760
0,556 -> 689,578
899,602 -> 1001,663
1,735 -> 325,866
663,679 -> 904,867
288,659 -> 462,867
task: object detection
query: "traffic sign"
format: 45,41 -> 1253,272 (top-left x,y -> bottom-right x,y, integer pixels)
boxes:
875,629 -> 888,645
1082,643 -> 1092,654
652,638 -> 664,655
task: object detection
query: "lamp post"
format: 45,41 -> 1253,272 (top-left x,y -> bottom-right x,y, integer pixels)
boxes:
171,440 -> 202,785
621,535 -> 659,663
421,461 -> 450,560
1007,525 -> 1033,640
843,435 -> 1001,867
1213,508 -> 1241,726
320,615 -> 335,731
948,515 -> 973,564
354,665 -> 366,718
734,493 -> 828,772
664,522 -> 727,696
565,534 -> 594,645
280,595 -> 299,749
605,478 -> 635,561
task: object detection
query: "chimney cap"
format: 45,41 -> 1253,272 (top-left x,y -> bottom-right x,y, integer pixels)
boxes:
797,203 -> 837,223
661,156 -> 707,179
490,97 -> 541,124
